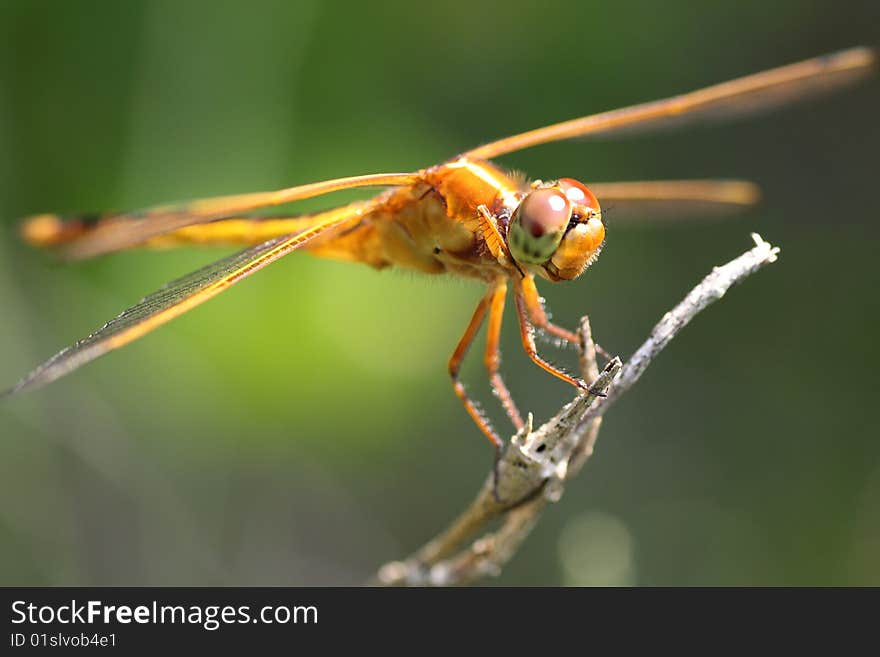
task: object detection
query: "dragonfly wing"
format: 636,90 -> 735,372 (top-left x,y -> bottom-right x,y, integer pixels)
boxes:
466,47 -> 877,159
591,179 -> 761,222
22,172 -> 419,260
3,208 -> 356,397
142,200 -> 379,248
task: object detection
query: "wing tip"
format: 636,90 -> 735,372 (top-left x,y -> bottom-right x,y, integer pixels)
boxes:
0,369 -> 49,400
731,181 -> 762,206
0,381 -> 24,401
826,45 -> 879,75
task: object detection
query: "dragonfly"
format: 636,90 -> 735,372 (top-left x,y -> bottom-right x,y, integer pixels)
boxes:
3,47 -> 876,456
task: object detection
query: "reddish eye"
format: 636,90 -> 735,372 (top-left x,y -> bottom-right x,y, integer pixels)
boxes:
559,178 -> 600,212
517,188 -> 571,237
508,188 -> 572,265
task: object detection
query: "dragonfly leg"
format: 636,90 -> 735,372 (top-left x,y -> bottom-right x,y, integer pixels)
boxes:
484,281 -> 524,431
519,274 -> 612,360
514,280 -> 606,396
448,290 -> 503,450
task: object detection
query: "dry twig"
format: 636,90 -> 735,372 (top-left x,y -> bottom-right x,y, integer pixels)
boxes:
375,233 -> 780,586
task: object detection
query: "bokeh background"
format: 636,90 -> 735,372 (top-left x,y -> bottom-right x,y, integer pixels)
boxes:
1,0 -> 878,586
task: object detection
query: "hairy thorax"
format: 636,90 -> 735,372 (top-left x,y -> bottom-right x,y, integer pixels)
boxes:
307,158 -> 524,282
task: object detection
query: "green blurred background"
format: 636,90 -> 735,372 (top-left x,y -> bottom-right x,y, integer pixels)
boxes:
1,0 -> 878,586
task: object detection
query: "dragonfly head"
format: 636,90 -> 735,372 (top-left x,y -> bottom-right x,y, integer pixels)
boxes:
508,178 -> 604,281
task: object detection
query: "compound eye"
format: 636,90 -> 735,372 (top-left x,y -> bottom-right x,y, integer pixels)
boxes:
517,188 -> 571,237
559,178 -> 600,214
508,189 -> 572,265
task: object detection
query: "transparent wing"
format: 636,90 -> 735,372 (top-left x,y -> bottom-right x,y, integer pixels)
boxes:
591,179 -> 761,222
466,47 -> 877,160
3,206 -> 359,397
21,172 -> 419,260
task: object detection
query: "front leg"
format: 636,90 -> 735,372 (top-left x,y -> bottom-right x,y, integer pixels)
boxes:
513,282 -> 588,392
519,274 -> 612,360
514,276 -> 608,396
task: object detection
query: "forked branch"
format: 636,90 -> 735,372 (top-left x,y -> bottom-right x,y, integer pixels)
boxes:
375,233 -> 780,586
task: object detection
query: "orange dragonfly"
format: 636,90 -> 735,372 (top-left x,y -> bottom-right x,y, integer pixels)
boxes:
3,47 -> 876,456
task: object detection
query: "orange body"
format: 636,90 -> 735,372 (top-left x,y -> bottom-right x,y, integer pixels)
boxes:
306,158 -> 521,281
